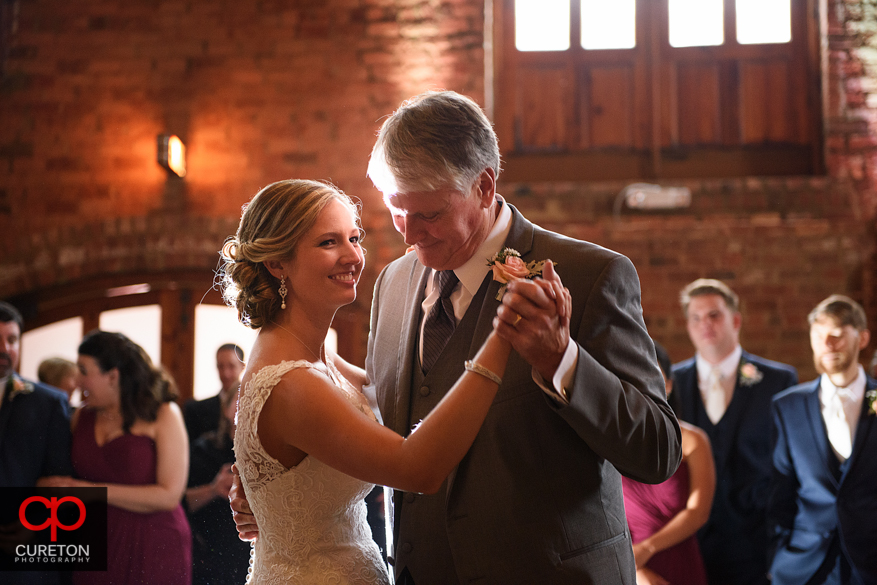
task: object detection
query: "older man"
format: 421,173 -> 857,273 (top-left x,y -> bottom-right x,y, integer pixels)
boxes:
234,91 -> 681,584
672,279 -> 797,585
360,91 -> 679,585
769,295 -> 877,585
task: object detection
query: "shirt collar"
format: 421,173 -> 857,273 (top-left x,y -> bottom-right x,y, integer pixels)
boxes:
451,198 -> 513,298
820,365 -> 866,406
695,345 -> 743,382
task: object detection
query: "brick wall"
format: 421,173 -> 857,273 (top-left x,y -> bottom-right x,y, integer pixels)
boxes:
1,0 -> 876,377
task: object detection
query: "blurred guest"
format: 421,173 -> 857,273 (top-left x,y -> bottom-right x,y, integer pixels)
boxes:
185,386 -> 249,585
39,330 -> 191,585
184,344 -> 244,442
672,279 -> 797,585
38,357 -> 79,403
624,342 -> 714,585
0,302 -> 72,585
769,295 -> 877,585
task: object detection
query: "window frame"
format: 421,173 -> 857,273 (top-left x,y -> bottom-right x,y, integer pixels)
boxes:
492,0 -> 824,182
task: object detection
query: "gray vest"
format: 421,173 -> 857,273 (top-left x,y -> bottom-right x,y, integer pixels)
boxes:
391,275 -> 492,585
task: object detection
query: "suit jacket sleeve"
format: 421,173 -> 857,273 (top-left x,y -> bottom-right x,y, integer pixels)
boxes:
41,388 -> 73,477
767,394 -> 798,567
552,254 -> 681,484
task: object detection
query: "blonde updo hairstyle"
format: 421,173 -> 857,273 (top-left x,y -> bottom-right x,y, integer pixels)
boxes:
221,179 -> 360,329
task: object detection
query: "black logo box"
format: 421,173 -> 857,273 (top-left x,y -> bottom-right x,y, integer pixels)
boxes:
0,487 -> 107,572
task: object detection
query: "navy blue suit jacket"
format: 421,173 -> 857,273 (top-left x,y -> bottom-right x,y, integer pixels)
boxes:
0,377 -> 72,487
672,351 -> 797,585
768,376 -> 877,585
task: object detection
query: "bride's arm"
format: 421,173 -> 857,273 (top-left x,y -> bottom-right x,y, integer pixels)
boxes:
262,329 -> 510,494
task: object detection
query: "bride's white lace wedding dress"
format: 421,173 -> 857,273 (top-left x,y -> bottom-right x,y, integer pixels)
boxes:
235,360 -> 390,585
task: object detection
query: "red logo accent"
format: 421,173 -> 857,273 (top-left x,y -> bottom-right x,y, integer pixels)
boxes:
19,496 -> 86,542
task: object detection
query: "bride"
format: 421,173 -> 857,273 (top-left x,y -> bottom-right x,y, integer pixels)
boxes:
222,179 -> 567,584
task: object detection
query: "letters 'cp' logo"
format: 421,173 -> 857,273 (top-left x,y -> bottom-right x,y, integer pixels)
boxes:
19,496 -> 86,542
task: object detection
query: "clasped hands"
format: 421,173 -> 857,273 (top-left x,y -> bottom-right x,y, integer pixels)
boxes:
493,260 -> 572,382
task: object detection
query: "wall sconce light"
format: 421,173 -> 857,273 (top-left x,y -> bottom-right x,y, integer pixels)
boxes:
157,134 -> 187,177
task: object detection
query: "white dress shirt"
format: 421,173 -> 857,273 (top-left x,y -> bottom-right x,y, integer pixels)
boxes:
696,345 -> 743,422
419,199 -> 577,401
820,365 -> 866,462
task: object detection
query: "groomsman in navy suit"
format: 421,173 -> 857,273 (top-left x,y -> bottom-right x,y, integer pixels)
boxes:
769,295 -> 877,585
672,279 -> 797,585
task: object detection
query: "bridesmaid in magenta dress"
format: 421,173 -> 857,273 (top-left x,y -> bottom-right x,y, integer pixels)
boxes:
622,343 -> 715,585
39,331 -> 191,584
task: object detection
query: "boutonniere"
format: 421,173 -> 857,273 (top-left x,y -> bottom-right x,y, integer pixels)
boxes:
487,248 -> 554,300
866,390 -> 877,416
7,375 -> 34,401
738,362 -> 763,386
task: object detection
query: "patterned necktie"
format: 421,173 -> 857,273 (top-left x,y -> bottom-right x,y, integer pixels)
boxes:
422,270 -> 459,374
704,367 -> 726,424
826,388 -> 853,461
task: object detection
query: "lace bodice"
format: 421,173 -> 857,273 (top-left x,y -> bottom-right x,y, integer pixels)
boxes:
234,360 -> 390,585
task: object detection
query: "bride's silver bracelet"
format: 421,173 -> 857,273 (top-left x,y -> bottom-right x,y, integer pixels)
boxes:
464,360 -> 502,386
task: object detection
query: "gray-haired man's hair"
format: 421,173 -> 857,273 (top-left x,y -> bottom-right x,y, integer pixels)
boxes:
367,90 -> 501,195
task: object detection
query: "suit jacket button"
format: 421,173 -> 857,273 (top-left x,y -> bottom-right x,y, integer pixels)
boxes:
404,492 -> 416,503
402,542 -> 413,553
419,386 -> 430,396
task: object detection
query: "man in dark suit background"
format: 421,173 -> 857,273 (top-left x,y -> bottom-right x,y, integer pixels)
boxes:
0,301 -> 72,486
362,91 -> 681,584
768,295 -> 877,585
0,301 -> 73,585
672,279 -> 797,585
183,343 -> 244,442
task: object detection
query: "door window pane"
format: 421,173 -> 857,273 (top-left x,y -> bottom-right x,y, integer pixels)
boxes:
581,0 -> 636,50
99,305 -> 162,366
20,317 -> 83,381
737,0 -> 791,44
516,0 -> 570,52
669,0 -> 724,47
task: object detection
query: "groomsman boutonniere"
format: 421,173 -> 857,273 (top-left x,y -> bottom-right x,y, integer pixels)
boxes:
738,362 -> 763,386
7,374 -> 34,401
866,390 -> 877,416
487,248 -> 554,300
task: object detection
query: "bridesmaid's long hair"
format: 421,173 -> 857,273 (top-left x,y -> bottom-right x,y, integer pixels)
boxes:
78,330 -> 177,432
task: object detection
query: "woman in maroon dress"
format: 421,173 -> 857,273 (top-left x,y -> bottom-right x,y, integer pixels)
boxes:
40,331 -> 191,584
622,343 -> 715,585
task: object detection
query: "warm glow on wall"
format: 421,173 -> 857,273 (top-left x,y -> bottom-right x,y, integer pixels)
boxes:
157,134 -> 187,177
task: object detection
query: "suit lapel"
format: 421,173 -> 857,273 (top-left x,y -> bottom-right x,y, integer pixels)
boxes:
466,202 -> 536,355
800,379 -> 840,486
841,377 -> 877,484
379,260 -> 430,437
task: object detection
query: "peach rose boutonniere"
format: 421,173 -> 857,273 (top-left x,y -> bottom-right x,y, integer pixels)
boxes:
866,390 -> 877,416
738,362 -> 763,386
8,374 -> 35,401
487,248 -> 554,300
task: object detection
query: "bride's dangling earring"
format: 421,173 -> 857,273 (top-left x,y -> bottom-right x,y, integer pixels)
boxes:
278,276 -> 288,309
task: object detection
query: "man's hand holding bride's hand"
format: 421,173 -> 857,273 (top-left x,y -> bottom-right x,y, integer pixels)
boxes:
494,260 -> 571,381
229,464 -> 259,541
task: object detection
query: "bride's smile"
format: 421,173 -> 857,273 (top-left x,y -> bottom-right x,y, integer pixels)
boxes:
280,198 -> 365,312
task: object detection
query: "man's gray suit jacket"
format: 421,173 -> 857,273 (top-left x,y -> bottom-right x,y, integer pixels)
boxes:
364,203 -> 682,585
